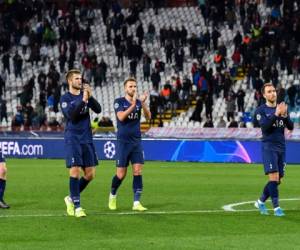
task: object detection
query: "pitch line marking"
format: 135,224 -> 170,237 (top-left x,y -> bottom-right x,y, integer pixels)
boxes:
1,198 -> 299,218
222,198 -> 300,211
0,209 -> 258,218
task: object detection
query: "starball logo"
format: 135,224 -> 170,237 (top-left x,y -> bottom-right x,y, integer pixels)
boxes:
0,141 -> 43,156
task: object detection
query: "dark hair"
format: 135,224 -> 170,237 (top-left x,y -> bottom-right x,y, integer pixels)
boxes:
66,69 -> 81,82
261,83 -> 274,94
123,77 -> 136,86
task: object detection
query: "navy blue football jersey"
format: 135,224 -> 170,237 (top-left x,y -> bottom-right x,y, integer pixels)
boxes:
255,104 -> 294,151
114,97 -> 142,143
60,92 -> 101,144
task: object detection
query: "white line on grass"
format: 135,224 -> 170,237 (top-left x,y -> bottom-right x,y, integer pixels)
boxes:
222,198 -> 300,211
1,198 -> 299,218
0,209 -> 258,218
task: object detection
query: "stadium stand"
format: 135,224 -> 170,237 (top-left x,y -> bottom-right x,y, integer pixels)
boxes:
0,0 -> 299,132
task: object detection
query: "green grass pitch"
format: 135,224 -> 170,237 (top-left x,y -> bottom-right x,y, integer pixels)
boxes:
1,159 -> 300,250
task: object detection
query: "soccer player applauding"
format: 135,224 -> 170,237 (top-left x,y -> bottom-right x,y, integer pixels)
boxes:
108,78 -> 151,211
0,152 -> 9,209
254,83 -> 293,216
60,69 -> 101,217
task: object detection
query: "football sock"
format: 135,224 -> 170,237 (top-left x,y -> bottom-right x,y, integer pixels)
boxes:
0,179 -> 6,201
70,177 -> 80,208
111,175 -> 122,195
79,177 -> 90,193
133,175 -> 143,202
259,182 -> 270,202
268,181 -> 279,208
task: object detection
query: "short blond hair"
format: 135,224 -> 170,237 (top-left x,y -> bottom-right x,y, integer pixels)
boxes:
123,77 -> 136,86
66,69 -> 81,83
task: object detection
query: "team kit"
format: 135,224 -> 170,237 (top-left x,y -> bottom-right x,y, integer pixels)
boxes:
0,70 -> 293,218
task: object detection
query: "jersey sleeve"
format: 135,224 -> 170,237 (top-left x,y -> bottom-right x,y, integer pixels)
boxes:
60,95 -> 72,119
284,116 -> 294,130
114,98 -> 125,113
255,107 -> 277,133
60,95 -> 86,122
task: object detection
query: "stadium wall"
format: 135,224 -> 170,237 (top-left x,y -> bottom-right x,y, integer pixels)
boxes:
0,138 -> 299,163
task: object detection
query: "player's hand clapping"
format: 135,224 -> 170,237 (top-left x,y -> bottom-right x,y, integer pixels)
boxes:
139,92 -> 148,104
132,91 -> 137,106
83,84 -> 91,102
275,102 -> 288,117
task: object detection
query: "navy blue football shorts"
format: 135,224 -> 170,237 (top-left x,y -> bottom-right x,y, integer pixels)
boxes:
65,143 -> 98,168
262,149 -> 285,177
116,141 -> 144,168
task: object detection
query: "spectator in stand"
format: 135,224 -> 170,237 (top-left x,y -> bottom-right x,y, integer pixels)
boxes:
287,84 -> 296,109
98,117 -> 113,127
13,51 -> 23,78
175,46 -> 184,72
147,22 -> 156,43
151,69 -> 161,90
181,75 -> 192,107
217,117 -> 227,128
169,87 -> 179,117
47,94 -> 54,111
205,94 -> 213,120
129,59 -> 137,78
48,115 -> 61,131
165,40 -> 173,64
237,89 -> 245,113
180,25 -> 188,46
0,73 -> 5,97
136,22 -> 144,45
143,54 -> 151,82
0,100 -> 8,124
149,90 -> 159,126
189,33 -> 198,59
211,27 -> 220,51
277,84 -> 286,104
99,58 -> 108,85
11,106 -> 24,131
2,53 -> 10,75
203,118 -> 214,128
226,95 -> 236,122
116,41 -> 126,68
190,97 -> 203,122
228,118 -> 239,128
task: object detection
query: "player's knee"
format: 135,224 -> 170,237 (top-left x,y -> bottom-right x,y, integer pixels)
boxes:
133,169 -> 142,176
0,164 -> 7,177
116,172 -> 126,180
69,167 -> 80,178
85,171 -> 96,181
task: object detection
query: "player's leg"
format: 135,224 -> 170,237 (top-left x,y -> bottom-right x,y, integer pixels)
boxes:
131,144 -> 147,211
80,167 -> 95,192
271,152 -> 286,217
108,167 -> 127,210
260,150 -> 284,216
0,162 -> 9,209
132,163 -> 147,211
69,167 -> 86,217
64,144 -> 85,217
80,144 -> 98,193
109,142 -> 129,210
255,149 -> 275,215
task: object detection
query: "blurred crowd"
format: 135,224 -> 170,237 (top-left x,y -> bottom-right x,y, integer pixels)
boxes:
0,0 -> 300,130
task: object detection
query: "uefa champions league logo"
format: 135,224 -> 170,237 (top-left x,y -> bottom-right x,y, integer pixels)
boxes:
104,141 -> 116,159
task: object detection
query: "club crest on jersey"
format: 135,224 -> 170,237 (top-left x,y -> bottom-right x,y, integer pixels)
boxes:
62,102 -> 67,108
114,102 -> 119,109
256,114 -> 261,121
